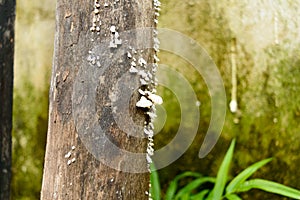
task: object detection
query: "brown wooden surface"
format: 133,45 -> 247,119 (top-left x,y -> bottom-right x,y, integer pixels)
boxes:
0,0 -> 15,199
41,0 -> 155,199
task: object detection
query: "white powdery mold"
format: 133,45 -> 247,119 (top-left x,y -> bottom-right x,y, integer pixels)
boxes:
67,160 -> 72,165
95,2 -> 100,8
153,43 -> 160,52
130,61 -> 136,67
148,122 -> 154,130
138,89 -> 146,96
137,89 -> 163,108
147,146 -> 154,156
144,128 -> 154,137
145,92 -> 163,105
154,6 -> 161,11
138,57 -> 147,67
127,51 -> 132,59
152,63 -> 158,73
96,61 -> 101,67
109,26 -> 122,48
147,71 -> 153,79
138,70 -> 148,79
90,1 -> 102,32
153,0 -> 161,7
153,37 -> 160,45
109,41 -> 117,48
148,136 -> 154,142
140,78 -> 148,85
148,93 -> 163,105
64,151 -> 72,158
147,111 -> 157,120
136,96 -> 153,108
154,54 -> 160,62
148,142 -> 154,147
87,54 -> 96,64
146,154 -> 152,164
110,25 -> 116,33
129,66 -> 138,73
144,76 -> 150,82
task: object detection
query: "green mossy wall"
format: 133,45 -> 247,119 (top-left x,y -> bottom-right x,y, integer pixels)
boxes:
13,0 -> 300,199
155,1 -> 300,199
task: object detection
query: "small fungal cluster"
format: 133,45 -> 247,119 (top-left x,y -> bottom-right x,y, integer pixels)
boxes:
129,44 -> 162,172
65,145 -> 76,165
90,0 -> 102,33
88,0 -> 161,197
109,25 -> 122,48
87,51 -> 101,67
146,1 -> 162,198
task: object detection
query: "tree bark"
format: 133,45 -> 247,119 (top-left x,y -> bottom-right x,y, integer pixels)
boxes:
0,0 -> 15,199
41,0 -> 156,199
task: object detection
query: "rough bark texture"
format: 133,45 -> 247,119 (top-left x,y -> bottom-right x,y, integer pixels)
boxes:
0,0 -> 15,199
41,0 -> 155,199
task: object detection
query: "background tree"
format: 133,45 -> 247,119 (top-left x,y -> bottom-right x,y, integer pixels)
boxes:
0,0 -> 15,199
41,0 -> 156,199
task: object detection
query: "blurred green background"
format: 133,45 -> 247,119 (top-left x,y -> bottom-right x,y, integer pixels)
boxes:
12,0 -> 300,199
12,0 -> 55,199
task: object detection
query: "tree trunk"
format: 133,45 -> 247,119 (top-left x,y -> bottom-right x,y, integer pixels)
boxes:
41,0 -> 156,199
0,0 -> 15,199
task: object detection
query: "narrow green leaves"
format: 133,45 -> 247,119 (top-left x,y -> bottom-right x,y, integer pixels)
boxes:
175,177 -> 215,199
226,158 -> 273,194
225,194 -> 242,200
209,139 -> 236,199
165,171 -> 203,200
150,139 -> 300,200
236,179 -> 300,199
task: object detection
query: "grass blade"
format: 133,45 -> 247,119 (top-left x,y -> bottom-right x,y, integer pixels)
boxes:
236,179 -> 300,199
226,158 -> 272,194
190,189 -> 210,200
150,163 -> 161,200
209,139 -> 236,200
165,171 -> 202,200
225,194 -> 242,200
174,177 -> 215,199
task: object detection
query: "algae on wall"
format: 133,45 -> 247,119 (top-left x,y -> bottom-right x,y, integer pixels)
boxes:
11,0 -> 300,199
155,0 -> 300,199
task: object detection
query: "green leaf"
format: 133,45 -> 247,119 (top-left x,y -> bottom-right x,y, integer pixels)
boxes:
209,139 -> 236,200
190,189 -> 210,200
165,171 -> 202,200
181,193 -> 190,200
226,158 -> 273,194
236,179 -> 300,199
225,194 -> 242,200
174,177 -> 215,199
150,163 -> 161,200
165,180 -> 177,200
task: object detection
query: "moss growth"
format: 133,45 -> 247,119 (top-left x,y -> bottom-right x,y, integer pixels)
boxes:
156,0 -> 300,199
